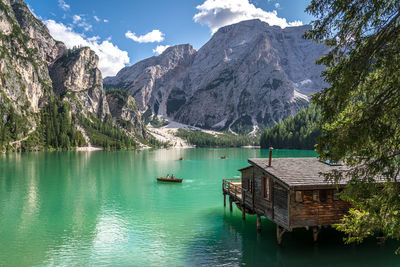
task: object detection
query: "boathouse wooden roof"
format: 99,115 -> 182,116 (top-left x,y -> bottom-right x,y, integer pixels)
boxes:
247,158 -> 349,189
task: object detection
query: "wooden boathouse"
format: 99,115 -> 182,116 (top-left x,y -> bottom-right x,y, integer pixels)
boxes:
222,153 -> 351,244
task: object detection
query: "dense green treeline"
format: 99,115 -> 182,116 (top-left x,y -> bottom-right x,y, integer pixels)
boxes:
37,99 -> 86,150
0,96 -> 142,151
105,88 -> 129,102
0,98 -> 86,151
0,101 -> 30,151
176,129 -> 258,147
260,105 -> 320,149
77,114 -> 137,150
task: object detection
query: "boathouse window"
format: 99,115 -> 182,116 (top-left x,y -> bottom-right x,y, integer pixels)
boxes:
249,179 -> 254,193
320,190 -> 327,203
242,179 -> 248,190
333,189 -> 340,201
262,176 -> 271,200
312,190 -> 319,201
295,191 -> 303,202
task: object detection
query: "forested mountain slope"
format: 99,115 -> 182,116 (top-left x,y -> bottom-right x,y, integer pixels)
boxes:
260,105 -> 320,149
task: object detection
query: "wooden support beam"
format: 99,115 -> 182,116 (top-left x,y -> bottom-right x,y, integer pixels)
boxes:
312,226 -> 320,242
276,225 -> 286,245
223,194 -> 226,207
242,207 -> 246,220
229,196 -> 233,212
257,215 -> 261,232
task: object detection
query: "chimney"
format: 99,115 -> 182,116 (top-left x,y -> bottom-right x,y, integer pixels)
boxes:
268,147 -> 273,167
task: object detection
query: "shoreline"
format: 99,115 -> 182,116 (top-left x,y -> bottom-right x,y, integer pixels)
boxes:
76,146 -> 103,151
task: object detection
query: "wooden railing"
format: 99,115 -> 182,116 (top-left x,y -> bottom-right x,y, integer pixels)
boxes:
222,178 -> 242,200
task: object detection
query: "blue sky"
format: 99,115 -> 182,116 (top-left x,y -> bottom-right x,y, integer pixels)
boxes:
26,0 -> 314,77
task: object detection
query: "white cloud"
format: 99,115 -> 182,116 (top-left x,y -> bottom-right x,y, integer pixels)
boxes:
94,15 -> 100,22
104,19 -> 109,23
73,15 -> 82,23
58,0 -> 70,11
194,0 -> 302,33
274,3 -> 280,8
44,20 -> 130,77
125,30 -> 164,43
153,45 -> 170,55
72,15 -> 92,31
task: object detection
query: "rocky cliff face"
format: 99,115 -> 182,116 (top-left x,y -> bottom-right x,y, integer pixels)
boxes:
49,47 -> 110,119
104,44 -> 196,117
106,90 -> 146,138
0,0 -> 64,147
0,0 -> 146,150
105,19 -> 328,134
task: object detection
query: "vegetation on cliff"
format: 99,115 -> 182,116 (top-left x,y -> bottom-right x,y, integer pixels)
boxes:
176,129 -> 258,147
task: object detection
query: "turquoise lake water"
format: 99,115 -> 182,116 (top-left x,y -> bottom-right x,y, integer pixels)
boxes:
0,148 -> 399,266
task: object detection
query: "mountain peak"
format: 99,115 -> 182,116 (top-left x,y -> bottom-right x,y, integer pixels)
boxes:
161,44 -> 196,56
104,19 -> 327,134
215,19 -> 310,37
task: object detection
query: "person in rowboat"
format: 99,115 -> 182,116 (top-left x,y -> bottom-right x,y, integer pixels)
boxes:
171,174 -> 175,179
166,174 -> 170,179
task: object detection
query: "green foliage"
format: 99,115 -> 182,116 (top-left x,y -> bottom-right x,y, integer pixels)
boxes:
335,183 -> 400,252
305,0 -> 400,250
176,129 -> 258,147
77,114 -> 137,150
334,209 -> 374,244
105,88 -> 129,102
150,116 -> 168,128
231,115 -> 254,135
0,100 -> 30,152
38,98 -> 86,150
260,105 -> 320,149
63,46 -> 86,58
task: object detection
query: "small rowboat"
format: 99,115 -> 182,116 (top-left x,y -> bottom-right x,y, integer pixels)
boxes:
221,156 -> 227,159
157,177 -> 183,183
179,157 -> 184,160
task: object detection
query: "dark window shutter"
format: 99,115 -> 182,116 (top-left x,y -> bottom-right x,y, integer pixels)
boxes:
261,177 -> 265,197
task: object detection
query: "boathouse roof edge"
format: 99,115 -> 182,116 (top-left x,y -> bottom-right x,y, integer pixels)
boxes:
247,157 -> 349,189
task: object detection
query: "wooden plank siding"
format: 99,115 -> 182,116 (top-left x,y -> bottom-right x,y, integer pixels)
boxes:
234,161 -> 352,231
252,168 -> 273,216
289,189 -> 351,228
273,183 -> 289,229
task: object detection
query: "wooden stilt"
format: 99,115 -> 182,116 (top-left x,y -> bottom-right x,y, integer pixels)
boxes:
276,225 -> 286,245
312,226 -> 320,242
242,207 -> 246,220
229,197 -> 233,212
223,194 -> 226,207
257,215 -> 261,232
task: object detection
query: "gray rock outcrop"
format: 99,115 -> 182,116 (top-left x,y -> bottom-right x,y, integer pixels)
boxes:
106,89 -> 146,138
104,44 -> 196,118
49,47 -> 110,119
105,19 -> 328,134
0,0 -> 146,149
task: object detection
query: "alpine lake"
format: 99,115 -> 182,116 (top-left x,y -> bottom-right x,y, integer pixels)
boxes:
0,148 -> 399,266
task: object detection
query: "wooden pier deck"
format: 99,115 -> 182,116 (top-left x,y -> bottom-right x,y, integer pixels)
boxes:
222,179 -> 242,201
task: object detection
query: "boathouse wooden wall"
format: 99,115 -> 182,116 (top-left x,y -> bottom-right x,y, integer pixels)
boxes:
289,189 -> 351,228
252,168 -> 273,218
273,183 -> 289,229
240,167 -> 255,210
239,165 -> 351,230
240,166 -> 289,228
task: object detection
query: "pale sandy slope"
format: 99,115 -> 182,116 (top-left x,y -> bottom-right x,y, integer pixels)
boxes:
147,120 -> 223,148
